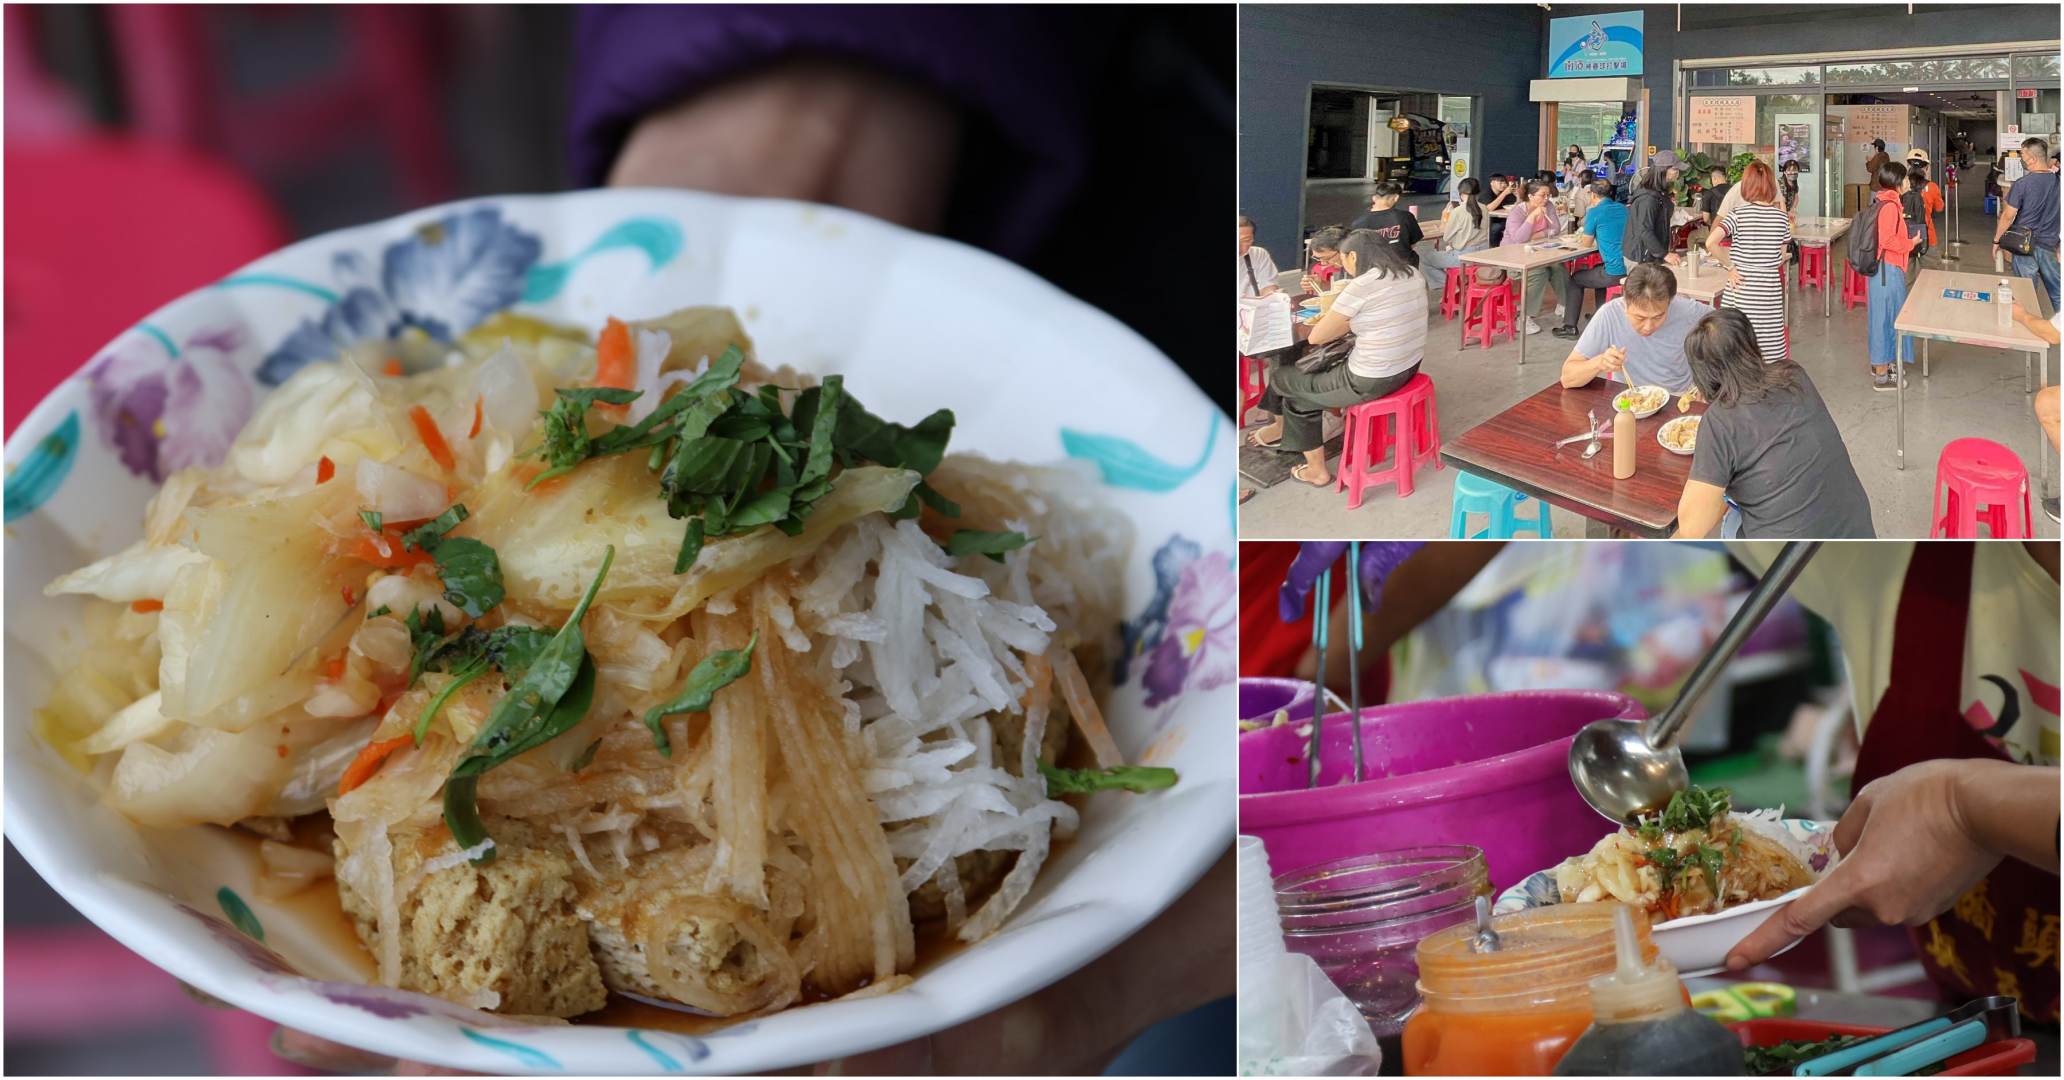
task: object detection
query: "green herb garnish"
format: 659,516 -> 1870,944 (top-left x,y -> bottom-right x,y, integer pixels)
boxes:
426,537 -> 503,617
1037,762 -> 1181,796
400,504 -> 469,551
945,529 -> 1033,564
442,547 -> 616,864
359,510 -> 384,533
639,634 -> 758,755
1644,784 -> 1733,834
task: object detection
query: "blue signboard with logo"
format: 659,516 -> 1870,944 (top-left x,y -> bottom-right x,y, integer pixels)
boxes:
1547,11 -> 1644,79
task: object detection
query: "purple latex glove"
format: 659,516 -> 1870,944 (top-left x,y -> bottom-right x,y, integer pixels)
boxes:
1278,542 -> 1426,623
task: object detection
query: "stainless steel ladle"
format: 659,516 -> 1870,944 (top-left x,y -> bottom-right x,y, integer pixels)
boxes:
1567,541 -> 1822,822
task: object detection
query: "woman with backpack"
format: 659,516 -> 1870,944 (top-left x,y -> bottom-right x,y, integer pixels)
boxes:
1863,160 -> 1919,391
1906,154 -> 1944,253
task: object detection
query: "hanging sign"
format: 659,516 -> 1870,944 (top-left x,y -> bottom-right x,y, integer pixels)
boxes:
1547,11 -> 1644,79
1688,96 -> 1755,143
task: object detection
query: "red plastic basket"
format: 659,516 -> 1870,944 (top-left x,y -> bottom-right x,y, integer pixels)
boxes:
1727,1017 -> 2037,1076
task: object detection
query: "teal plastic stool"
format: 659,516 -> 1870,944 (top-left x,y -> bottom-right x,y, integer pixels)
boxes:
1449,472 -> 1552,538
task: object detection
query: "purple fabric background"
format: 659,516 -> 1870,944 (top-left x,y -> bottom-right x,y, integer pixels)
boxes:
569,4 -> 1087,259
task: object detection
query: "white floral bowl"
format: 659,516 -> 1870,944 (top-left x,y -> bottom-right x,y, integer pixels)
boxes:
1493,818 -> 1840,977
2,189 -> 1234,1074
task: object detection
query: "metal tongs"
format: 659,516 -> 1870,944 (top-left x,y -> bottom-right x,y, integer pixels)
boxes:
1788,996 -> 2020,1076
1305,542 -> 1367,788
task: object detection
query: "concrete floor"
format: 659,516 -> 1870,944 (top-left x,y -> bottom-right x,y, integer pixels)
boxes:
1244,178 -> 2059,540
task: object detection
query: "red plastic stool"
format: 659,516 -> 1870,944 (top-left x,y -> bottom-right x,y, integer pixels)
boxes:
1569,251 -> 1603,272
1931,438 -> 2032,538
1460,271 -> 1517,350
1841,262 -> 1869,311
1797,244 -> 1829,291
1239,354 -> 1268,424
1337,373 -> 1441,507
1439,266 -> 1467,321
1604,285 -> 1624,302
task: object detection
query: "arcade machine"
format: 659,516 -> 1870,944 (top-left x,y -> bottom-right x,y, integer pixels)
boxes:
1398,113 -> 1451,195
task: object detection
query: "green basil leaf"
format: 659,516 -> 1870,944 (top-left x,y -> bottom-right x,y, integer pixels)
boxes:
569,736 -> 604,773
914,481 -> 961,519
945,529 -> 1032,564
639,633 -> 758,756
1036,762 -> 1180,796
401,503 -> 469,551
556,386 -> 643,407
359,510 -> 384,533
673,517 -> 705,575
404,606 -> 450,688
369,604 -> 393,618
430,536 -> 503,617
728,488 -> 791,530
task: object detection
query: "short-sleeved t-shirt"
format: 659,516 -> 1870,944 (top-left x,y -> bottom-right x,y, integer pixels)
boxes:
1699,182 -> 1733,219
1347,208 -> 1426,265
1582,199 -> 1629,276
2004,168 -> 2060,248
1689,368 -> 1876,538
1329,270 -> 1430,380
1573,295 -> 1706,392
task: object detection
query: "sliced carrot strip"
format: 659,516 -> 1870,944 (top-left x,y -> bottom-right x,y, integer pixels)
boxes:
382,357 -> 403,377
592,317 -> 634,413
316,455 -> 335,484
130,598 -> 164,613
341,585 -> 358,607
410,405 -> 456,472
321,655 -> 348,680
467,396 -> 483,439
338,735 -> 415,795
341,529 -> 435,570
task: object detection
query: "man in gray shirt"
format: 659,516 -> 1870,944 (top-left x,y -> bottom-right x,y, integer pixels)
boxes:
1558,261 -> 1704,393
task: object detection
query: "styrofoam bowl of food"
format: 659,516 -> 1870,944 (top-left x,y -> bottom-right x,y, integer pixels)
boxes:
1612,384 -> 1669,419
1493,787 -> 1838,977
2,189 -> 1234,1074
1658,414 -> 1701,455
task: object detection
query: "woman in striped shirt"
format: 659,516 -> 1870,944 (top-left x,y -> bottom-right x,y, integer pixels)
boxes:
1704,159 -> 1793,363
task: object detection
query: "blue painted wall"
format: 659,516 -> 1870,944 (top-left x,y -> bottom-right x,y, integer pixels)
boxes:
1239,4 -> 1546,260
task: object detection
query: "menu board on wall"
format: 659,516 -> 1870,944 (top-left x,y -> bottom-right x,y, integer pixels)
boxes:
1846,105 -> 1905,145
1688,96 -> 1755,143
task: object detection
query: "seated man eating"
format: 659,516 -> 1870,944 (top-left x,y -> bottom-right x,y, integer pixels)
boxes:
1556,260 -> 1704,394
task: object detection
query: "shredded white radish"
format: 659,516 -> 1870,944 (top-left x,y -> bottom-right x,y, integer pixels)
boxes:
354,459 -> 447,521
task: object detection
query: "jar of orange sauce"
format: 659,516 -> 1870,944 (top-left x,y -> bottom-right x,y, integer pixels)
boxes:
1401,902 -> 1677,1075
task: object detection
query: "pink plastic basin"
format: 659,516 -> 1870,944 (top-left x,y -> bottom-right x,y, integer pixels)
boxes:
1239,677 -> 1316,723
1238,690 -> 1645,891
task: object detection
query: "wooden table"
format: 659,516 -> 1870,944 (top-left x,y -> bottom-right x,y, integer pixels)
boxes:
1894,269 -> 2054,490
1441,381 -> 1709,538
1671,258 -> 1729,304
1792,216 -> 1851,319
1459,237 -> 1595,371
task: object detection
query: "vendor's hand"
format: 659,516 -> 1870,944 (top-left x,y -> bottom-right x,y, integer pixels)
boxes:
1724,759 -> 2010,972
610,57 -> 961,233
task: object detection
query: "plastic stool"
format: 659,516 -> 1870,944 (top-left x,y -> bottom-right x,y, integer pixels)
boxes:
1337,373 -> 1441,506
1603,285 -> 1623,302
1984,194 -> 1998,215
1460,272 -> 1517,350
1841,262 -> 1869,311
1449,471 -> 1552,538
1239,355 -> 1267,424
1797,244 -> 1829,291
1440,266 -> 1467,321
1931,438 -> 2032,538
1569,251 -> 1603,272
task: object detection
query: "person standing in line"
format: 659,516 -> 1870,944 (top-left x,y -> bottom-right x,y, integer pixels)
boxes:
1907,152 -> 1944,255
1699,164 -> 1734,231
1995,137 -> 2059,311
1554,180 -> 1627,339
1864,161 -> 1919,391
1624,152 -> 1684,269
1864,138 -> 1892,182
1239,215 -> 1280,298
1348,181 -> 1426,268
1705,160 -> 1794,364
1419,177 -> 1491,290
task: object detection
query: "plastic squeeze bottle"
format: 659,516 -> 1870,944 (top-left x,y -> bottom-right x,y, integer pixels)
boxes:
1612,406 -> 1637,479
1550,906 -> 1744,1076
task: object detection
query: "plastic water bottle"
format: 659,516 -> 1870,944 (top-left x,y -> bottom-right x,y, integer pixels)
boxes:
1998,279 -> 2012,327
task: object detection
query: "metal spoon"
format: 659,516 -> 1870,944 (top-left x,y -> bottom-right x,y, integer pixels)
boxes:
1471,894 -> 1501,953
1581,409 -> 1604,459
1568,541 -> 1823,822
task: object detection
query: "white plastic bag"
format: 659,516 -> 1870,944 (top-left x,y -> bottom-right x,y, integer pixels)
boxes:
1237,836 -> 1382,1076
1237,293 -> 1293,356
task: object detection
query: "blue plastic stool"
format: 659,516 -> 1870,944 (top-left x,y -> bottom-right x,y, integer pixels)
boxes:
1984,194 -> 1998,215
1449,471 -> 1552,538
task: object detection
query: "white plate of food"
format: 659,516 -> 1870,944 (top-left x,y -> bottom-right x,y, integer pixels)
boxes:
2,190 -> 1234,1074
1494,787 -> 1838,977
1658,414 -> 1701,455
1612,384 -> 1669,419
